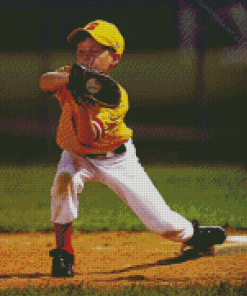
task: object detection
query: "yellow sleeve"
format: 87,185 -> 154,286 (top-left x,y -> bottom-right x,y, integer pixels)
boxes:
96,84 -> 129,136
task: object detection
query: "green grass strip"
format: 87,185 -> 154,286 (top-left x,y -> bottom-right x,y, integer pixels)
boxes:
0,164 -> 246,232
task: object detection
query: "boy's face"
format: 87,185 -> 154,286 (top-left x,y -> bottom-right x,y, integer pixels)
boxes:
76,37 -> 120,74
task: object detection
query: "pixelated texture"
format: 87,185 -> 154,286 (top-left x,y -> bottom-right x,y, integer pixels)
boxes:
0,0 -> 247,291
1,2 -> 246,165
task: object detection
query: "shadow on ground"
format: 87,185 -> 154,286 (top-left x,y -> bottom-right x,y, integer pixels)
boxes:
87,248 -> 210,278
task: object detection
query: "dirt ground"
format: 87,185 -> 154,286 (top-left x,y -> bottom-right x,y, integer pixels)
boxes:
0,228 -> 247,292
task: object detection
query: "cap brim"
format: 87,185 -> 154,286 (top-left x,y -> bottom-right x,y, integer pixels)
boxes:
67,29 -> 92,45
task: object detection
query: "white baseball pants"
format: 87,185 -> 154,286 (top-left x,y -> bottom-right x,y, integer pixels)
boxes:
51,139 -> 194,243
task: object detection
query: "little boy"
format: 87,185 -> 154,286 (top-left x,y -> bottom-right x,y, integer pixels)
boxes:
40,20 -> 227,277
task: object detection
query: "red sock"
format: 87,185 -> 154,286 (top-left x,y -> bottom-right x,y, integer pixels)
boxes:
54,223 -> 74,255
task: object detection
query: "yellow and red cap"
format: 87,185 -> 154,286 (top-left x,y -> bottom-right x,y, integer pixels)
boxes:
67,20 -> 124,55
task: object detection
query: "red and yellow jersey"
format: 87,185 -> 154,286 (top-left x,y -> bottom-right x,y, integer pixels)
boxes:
53,65 -> 133,154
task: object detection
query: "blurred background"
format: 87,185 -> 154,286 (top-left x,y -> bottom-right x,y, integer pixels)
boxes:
0,0 -> 246,168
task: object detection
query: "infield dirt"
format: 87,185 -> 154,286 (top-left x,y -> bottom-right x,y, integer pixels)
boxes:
0,228 -> 247,292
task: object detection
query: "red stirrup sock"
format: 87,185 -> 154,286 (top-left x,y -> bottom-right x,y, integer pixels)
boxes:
54,223 -> 74,255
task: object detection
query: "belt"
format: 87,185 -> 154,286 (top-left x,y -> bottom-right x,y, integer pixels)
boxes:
86,143 -> 126,158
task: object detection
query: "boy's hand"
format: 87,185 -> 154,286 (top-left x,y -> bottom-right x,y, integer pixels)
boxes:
89,51 -> 109,72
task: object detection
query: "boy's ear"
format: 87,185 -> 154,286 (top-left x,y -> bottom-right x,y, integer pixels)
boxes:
108,53 -> 121,72
112,53 -> 121,63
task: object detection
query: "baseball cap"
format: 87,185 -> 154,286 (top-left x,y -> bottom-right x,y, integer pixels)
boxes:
67,20 -> 124,55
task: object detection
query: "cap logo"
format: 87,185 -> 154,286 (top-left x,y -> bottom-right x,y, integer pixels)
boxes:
86,22 -> 99,30
116,43 -> 120,48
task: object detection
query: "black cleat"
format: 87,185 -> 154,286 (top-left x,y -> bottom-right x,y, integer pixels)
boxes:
49,248 -> 74,277
184,219 -> 227,253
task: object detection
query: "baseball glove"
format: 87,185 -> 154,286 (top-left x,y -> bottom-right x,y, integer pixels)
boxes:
67,63 -> 121,108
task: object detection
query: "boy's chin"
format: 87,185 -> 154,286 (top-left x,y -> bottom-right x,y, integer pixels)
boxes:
77,62 -> 87,67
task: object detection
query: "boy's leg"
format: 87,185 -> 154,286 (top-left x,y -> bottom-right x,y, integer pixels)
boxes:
50,151 -> 96,276
51,151 -> 78,226
90,139 -> 194,243
90,140 -> 226,253
49,151 -> 77,276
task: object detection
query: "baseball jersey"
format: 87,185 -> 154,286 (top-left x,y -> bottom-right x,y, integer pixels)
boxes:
53,65 -> 133,155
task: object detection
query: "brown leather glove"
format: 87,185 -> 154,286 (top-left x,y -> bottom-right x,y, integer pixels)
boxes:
67,63 -> 121,108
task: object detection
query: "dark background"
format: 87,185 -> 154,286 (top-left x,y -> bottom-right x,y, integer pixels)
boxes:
0,0 -> 238,52
0,0 -> 246,168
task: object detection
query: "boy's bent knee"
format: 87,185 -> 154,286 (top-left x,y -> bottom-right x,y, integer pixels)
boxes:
56,172 -> 73,198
